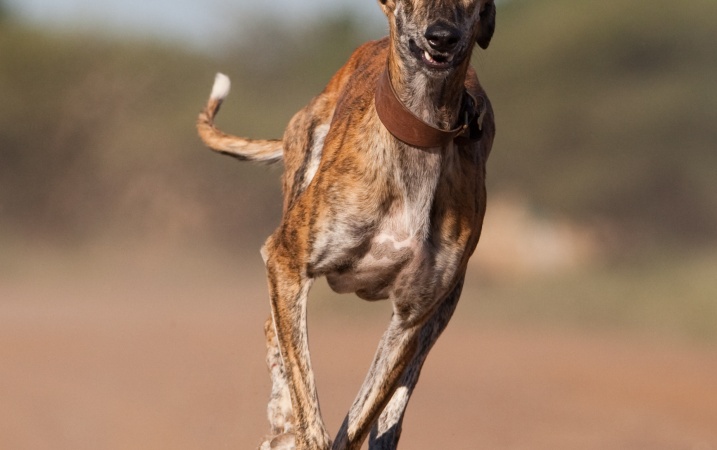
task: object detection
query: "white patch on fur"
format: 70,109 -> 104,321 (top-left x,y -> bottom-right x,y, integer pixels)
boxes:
302,124 -> 330,189
376,386 -> 410,435
210,72 -> 231,100
375,233 -> 415,250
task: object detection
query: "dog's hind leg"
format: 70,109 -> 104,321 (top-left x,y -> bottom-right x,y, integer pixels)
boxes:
367,278 -> 464,450
262,236 -> 331,450
259,316 -> 296,450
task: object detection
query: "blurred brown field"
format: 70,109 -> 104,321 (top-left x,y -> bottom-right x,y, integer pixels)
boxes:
1,0 -> 716,448
2,244 -> 716,449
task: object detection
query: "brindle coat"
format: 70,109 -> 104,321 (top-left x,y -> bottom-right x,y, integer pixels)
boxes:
197,1 -> 496,449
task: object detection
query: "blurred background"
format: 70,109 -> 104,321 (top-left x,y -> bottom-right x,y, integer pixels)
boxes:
1,0 -> 716,448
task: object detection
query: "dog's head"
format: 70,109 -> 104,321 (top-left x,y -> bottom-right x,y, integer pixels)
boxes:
378,0 -> 495,75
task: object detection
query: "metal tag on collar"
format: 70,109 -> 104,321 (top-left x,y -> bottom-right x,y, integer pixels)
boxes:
456,109 -> 472,139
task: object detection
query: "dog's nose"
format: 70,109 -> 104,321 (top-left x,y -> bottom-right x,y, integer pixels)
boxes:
425,22 -> 461,52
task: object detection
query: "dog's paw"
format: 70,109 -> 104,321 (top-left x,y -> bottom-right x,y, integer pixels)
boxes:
259,432 -> 296,450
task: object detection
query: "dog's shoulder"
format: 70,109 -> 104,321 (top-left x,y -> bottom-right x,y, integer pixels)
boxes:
348,37 -> 390,72
323,38 -> 388,99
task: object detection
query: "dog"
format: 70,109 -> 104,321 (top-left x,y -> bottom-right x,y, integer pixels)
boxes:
197,1 -> 496,449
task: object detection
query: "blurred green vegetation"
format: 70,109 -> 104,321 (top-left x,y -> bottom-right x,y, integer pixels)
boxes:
0,0 -> 715,338
485,0 -> 717,247
2,0 -> 715,251
0,13 -> 379,252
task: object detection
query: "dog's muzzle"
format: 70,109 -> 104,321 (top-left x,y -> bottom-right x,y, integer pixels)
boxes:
409,21 -> 465,71
425,22 -> 461,53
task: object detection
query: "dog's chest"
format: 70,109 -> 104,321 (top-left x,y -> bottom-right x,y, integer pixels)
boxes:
325,220 -> 422,301
316,144 -> 470,301
322,171 -> 460,301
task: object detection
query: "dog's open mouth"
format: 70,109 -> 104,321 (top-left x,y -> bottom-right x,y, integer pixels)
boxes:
409,39 -> 457,70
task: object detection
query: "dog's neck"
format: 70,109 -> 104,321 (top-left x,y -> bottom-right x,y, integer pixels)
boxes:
377,45 -> 484,148
387,49 -> 472,131
375,68 -> 480,148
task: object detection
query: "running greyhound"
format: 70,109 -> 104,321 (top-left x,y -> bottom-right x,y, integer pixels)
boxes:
197,1 -> 496,448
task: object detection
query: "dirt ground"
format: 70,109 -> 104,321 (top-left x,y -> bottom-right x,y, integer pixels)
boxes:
2,251 -> 716,450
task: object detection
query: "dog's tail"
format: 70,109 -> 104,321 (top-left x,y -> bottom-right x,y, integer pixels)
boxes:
197,73 -> 283,163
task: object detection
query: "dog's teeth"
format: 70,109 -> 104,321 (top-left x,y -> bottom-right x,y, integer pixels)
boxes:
424,50 -> 434,62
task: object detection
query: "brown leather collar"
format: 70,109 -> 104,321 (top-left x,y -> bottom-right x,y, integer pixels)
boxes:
374,68 -> 485,148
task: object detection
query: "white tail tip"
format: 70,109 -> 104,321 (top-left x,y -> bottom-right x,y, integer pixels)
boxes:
210,72 -> 231,101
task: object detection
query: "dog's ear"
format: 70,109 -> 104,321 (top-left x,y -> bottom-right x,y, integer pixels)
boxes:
476,1 -> 496,49
378,0 -> 396,13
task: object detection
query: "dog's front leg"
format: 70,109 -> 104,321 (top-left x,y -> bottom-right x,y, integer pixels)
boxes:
263,237 -> 331,450
368,277 -> 465,450
332,316 -> 424,450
